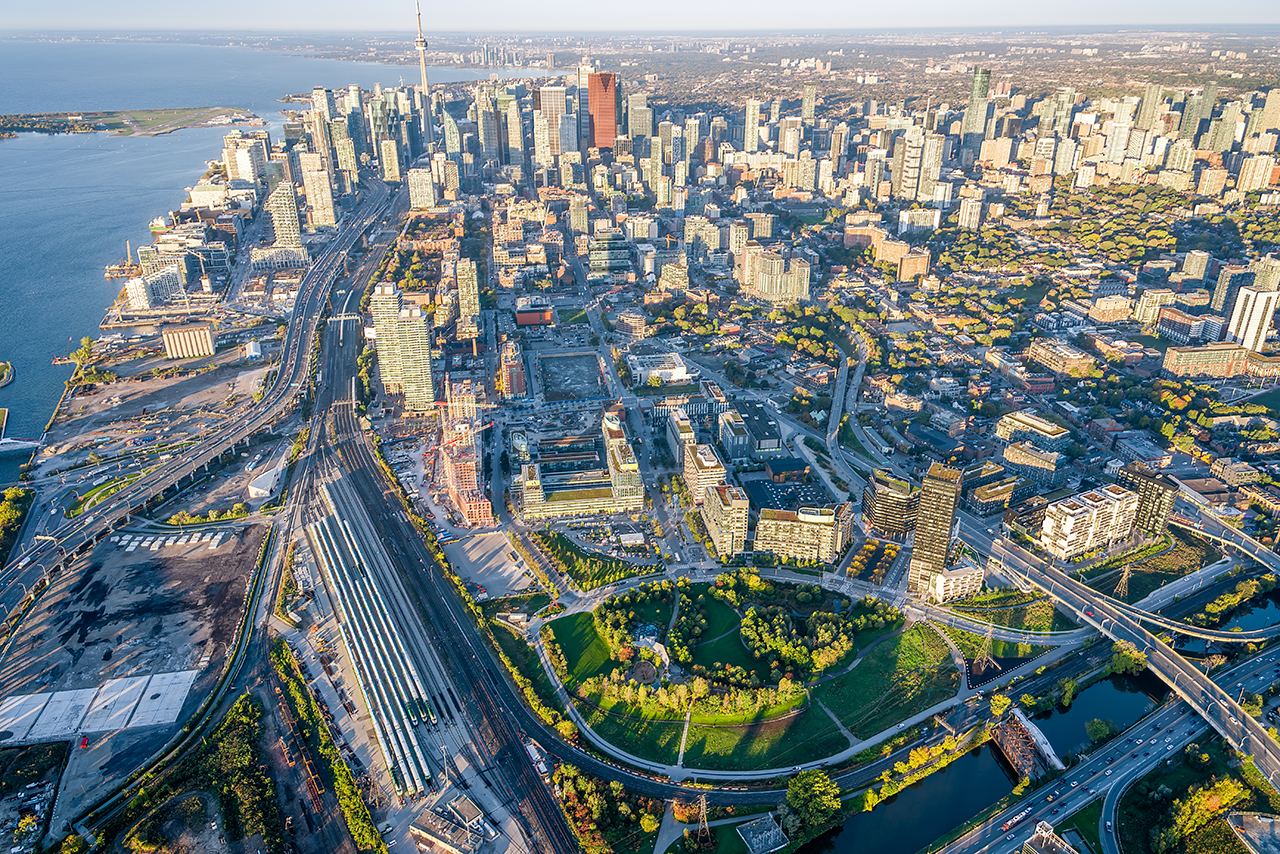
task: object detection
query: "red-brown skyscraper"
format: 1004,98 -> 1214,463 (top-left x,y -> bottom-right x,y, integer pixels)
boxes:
587,72 -> 620,150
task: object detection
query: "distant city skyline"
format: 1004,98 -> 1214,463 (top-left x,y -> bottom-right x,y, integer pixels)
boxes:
6,0 -> 1280,32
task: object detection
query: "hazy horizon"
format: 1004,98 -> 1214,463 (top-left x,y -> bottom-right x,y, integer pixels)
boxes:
6,0 -> 1280,34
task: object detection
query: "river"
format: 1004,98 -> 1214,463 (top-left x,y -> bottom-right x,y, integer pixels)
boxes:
800,671 -> 1170,854
0,39 -> 546,481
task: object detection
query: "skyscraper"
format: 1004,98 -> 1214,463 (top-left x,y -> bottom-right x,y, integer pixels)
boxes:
801,84 -> 817,126
370,285 -> 435,412
537,85 -> 568,156
576,58 -> 596,150
1116,463 -> 1178,538
1212,266 -> 1256,315
963,67 -> 992,151
744,99 -> 761,153
1227,285 -> 1279,352
266,182 -> 301,248
1136,83 -> 1165,131
627,93 -> 652,140
907,463 -> 962,599
587,72 -> 620,150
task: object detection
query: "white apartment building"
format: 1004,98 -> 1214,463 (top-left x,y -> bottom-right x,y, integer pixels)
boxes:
1041,484 -> 1138,561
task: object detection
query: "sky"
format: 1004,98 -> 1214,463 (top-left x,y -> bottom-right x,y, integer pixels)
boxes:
7,0 -> 1280,33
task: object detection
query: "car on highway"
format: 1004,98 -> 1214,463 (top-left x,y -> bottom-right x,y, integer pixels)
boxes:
1105,769 -> 1113,776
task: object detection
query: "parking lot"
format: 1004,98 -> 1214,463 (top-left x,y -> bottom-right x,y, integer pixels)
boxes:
442,533 -> 535,600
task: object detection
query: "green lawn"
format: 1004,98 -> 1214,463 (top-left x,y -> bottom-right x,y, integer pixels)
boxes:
691,630 -> 769,680
1061,799 -> 1103,854
491,623 -> 564,715
1247,386 -> 1280,413
559,308 -> 590,325
681,705 -> 849,771
941,624 -> 1053,661
811,625 -> 960,738
1090,532 -> 1220,604
951,596 -> 1078,633
549,612 -> 616,685
697,589 -> 741,638
581,705 -> 685,765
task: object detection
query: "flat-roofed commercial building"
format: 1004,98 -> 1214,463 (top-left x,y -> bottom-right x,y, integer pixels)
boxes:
684,443 -> 726,505
161,323 -> 216,359
753,503 -> 855,564
518,408 -> 645,520
1041,484 -> 1138,561
995,411 -> 1072,452
701,484 -> 749,559
718,410 -> 752,461
861,470 -> 917,540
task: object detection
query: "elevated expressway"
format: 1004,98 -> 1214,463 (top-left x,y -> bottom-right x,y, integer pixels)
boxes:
0,181 -> 391,629
993,535 -> 1280,785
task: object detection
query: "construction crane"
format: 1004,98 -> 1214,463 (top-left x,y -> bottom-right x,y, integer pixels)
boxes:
439,420 -> 495,449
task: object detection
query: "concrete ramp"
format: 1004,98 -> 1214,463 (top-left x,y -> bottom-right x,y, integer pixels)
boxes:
26,687 -> 97,739
129,670 -> 198,728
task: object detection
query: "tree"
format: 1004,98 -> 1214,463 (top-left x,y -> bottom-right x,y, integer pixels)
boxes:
1112,641 -> 1149,675
1086,718 -> 1116,743
640,813 -> 660,834
989,694 -> 1012,717
59,835 -> 88,854
786,769 -> 842,828
648,375 -> 663,388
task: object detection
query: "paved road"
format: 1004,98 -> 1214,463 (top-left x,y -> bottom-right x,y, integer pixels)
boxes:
0,181 -> 391,629
941,648 -> 1280,854
991,536 -> 1280,788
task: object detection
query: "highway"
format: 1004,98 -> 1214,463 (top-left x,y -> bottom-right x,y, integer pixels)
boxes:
0,181 -> 391,629
990,536 -> 1280,787
940,648 -> 1280,854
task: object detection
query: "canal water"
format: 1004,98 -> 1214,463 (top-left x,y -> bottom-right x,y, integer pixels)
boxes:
1031,671 -> 1169,759
1175,590 -> 1280,655
798,745 -> 1018,854
800,672 -> 1169,854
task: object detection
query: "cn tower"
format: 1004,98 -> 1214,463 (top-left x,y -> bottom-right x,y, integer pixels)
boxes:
414,0 -> 435,147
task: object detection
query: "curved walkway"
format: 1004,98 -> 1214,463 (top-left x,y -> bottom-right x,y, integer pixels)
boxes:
531,620 -> 1087,783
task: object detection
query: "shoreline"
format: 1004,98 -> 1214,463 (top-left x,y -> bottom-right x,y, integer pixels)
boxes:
0,107 -> 262,138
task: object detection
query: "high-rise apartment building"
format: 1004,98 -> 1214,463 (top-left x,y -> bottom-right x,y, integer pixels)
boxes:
994,411 -> 1072,451
754,504 -> 855,564
222,130 -> 269,185
379,138 -> 403,182
701,484 -> 749,559
369,285 -> 435,412
744,99 -> 761,153
587,72 -> 620,150
456,258 -> 480,319
1041,485 -> 1138,561
499,341 -> 527,399
684,444 -> 726,506
861,470 -> 918,541
300,166 -> 336,227
1227,285 -> 1279,353
963,67 -> 992,151
1115,462 -> 1178,538
1213,266 -> 1257,315
801,84 -> 817,125
907,463 -> 962,599
408,168 -> 437,209
266,182 -> 302,248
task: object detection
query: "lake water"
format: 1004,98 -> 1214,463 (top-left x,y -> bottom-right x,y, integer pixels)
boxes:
0,40 -> 545,480
1031,671 -> 1168,759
